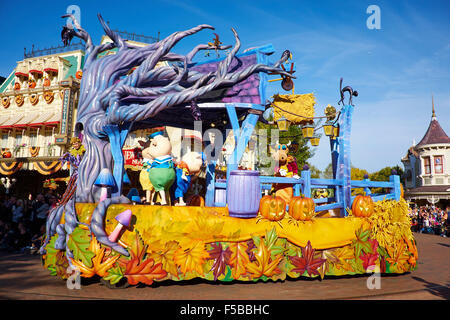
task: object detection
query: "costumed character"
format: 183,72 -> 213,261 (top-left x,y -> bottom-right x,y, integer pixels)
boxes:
143,131 -> 175,205
270,141 -> 298,204
69,137 -> 85,158
287,141 -> 299,177
138,140 -> 154,204
170,151 -> 204,206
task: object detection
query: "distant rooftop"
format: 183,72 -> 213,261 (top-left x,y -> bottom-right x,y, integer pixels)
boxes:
24,41 -> 84,59
416,98 -> 450,147
24,29 -> 159,59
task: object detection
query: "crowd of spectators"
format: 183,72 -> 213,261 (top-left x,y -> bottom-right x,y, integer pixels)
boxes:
0,190 -> 57,254
409,204 -> 449,237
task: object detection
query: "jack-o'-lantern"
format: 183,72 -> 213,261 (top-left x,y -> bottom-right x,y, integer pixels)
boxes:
289,195 -> 316,221
43,78 -> 51,87
259,195 -> 286,221
14,82 -> 20,90
351,194 -> 374,218
2,151 -> 11,158
75,70 -> 83,79
28,80 -> 36,89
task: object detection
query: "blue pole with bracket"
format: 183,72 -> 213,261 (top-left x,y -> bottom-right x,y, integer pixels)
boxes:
335,104 -> 354,216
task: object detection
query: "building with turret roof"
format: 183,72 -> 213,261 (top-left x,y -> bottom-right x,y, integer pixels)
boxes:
401,97 -> 450,207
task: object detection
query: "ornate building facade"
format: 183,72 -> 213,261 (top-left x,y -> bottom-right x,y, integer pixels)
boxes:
402,98 -> 450,207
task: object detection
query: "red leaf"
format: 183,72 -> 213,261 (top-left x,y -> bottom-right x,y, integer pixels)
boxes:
368,238 -> 378,254
360,252 -> 378,270
208,243 -> 232,281
246,240 -> 256,262
289,241 -> 326,276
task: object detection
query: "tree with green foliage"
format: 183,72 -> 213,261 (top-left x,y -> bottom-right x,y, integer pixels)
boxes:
369,165 -> 404,194
254,121 -> 313,175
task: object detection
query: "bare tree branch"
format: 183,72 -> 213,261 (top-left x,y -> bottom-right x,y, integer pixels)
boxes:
61,14 -> 94,53
97,14 -> 127,50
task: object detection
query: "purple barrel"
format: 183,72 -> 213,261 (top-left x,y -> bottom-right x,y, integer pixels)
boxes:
227,170 -> 261,218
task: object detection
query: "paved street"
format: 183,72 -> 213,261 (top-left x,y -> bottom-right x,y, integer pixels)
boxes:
0,232 -> 448,300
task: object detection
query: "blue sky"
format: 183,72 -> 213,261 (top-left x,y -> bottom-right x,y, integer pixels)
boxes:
1,0 -> 449,173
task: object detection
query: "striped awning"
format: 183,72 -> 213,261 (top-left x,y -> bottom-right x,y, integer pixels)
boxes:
12,112 -> 41,127
0,114 -> 25,129
0,115 -> 11,126
28,112 -> 60,127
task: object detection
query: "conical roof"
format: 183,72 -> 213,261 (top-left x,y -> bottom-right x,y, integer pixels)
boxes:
416,98 -> 450,147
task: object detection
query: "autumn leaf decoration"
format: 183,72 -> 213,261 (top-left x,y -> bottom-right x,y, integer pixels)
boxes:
44,234 -> 69,279
288,240 -> 326,277
246,238 -> 283,279
229,242 -> 251,279
208,243 -> 232,280
70,236 -> 120,278
67,226 -> 95,268
173,240 -> 210,276
386,241 -> 410,273
118,232 -> 167,285
352,226 -> 373,258
359,238 -> 379,270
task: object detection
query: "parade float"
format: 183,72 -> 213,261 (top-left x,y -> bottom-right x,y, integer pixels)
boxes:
40,12 -> 418,288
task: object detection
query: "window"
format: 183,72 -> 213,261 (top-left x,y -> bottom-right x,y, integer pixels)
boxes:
1,134 -> 8,149
434,156 -> 443,174
424,157 -> 431,174
15,134 -> 22,146
29,131 -> 37,146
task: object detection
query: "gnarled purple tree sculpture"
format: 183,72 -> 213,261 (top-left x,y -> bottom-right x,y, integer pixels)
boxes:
42,12 -> 293,258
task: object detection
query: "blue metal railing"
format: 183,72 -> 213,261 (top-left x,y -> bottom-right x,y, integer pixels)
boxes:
212,170 -> 401,216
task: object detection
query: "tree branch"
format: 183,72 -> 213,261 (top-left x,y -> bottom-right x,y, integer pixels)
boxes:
97,14 -> 127,50
61,14 -> 94,53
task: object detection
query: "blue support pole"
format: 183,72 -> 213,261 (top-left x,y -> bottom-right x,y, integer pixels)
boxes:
301,169 -> 311,198
390,174 -> 401,201
363,177 -> 372,195
335,104 -> 354,216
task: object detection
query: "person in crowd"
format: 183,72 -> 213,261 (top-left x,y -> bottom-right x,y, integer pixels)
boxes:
33,194 -> 49,234
11,199 -> 24,224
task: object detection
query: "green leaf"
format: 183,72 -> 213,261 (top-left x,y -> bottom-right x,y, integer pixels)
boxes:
103,265 -> 124,285
264,227 -> 278,250
251,235 -> 261,247
352,227 -> 372,258
48,266 -> 57,276
222,266 -> 234,282
44,234 -> 59,268
377,245 -> 388,258
67,226 -> 95,268
286,242 -> 302,257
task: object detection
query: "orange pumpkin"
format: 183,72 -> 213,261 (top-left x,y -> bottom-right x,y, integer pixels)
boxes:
188,195 -> 204,207
14,82 -> 20,90
43,78 -> 51,87
289,195 -> 316,221
75,70 -> 83,79
351,194 -> 374,218
28,80 -> 36,88
2,151 -> 11,158
259,195 -> 286,221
